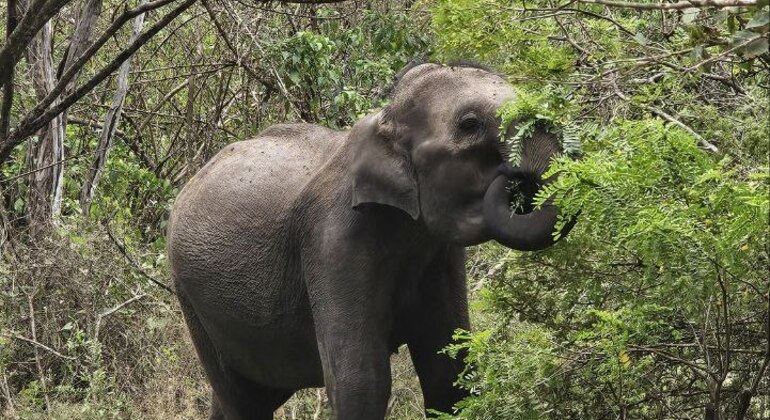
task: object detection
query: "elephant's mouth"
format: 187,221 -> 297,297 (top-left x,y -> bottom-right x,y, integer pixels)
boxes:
503,166 -> 542,215
482,163 -> 575,251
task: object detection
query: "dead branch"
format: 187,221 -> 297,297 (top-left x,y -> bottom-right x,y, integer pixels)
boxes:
613,86 -> 719,152
0,332 -> 76,360
94,293 -> 147,339
105,225 -> 175,294
0,0 -> 75,88
1,0 -> 180,144
81,0 -> 149,213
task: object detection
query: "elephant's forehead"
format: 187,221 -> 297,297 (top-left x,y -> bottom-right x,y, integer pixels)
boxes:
394,64 -> 514,110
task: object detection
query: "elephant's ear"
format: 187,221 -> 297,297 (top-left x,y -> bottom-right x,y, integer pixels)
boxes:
351,110 -> 420,220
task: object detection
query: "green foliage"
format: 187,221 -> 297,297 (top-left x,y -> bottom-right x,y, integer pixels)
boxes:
437,324 -> 557,419
2,0 -> 768,418
542,120 -> 768,272
0,3 -> 431,418
430,0 -> 769,418
442,120 -> 768,418
497,85 -> 581,165
431,0 -> 574,79
265,8 -> 429,127
0,222 -> 210,418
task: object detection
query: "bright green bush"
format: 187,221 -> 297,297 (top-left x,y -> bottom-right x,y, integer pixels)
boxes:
442,120 -> 768,418
430,0 -> 769,417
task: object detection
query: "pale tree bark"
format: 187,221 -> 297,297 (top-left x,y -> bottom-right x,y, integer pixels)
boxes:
24,0 -> 103,229
63,0 -> 103,96
80,0 -> 147,214
24,15 -> 65,233
0,0 -> 347,164
0,0 -> 75,90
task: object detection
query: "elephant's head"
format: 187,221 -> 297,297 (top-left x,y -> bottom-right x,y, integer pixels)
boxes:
350,63 -> 575,251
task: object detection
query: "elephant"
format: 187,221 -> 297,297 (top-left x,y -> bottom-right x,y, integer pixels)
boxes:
167,62 -> 574,420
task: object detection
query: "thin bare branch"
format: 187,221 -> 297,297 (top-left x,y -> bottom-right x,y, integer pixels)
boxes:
105,225 -> 175,294
94,293 -> 147,339
613,86 -> 719,152
0,0 -> 19,138
0,332 -> 76,360
81,0 -> 149,213
0,0 -> 75,88
2,0 -> 180,144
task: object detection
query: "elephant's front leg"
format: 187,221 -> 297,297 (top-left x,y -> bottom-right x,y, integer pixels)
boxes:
315,318 -> 392,419
406,245 -> 470,416
306,255 -> 395,419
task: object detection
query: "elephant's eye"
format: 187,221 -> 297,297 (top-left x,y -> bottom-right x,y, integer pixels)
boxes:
458,113 -> 484,134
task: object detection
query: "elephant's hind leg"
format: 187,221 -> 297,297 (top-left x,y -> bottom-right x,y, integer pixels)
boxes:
177,289 -> 294,419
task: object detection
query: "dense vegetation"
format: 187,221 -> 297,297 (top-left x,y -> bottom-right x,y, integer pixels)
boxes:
0,0 -> 768,419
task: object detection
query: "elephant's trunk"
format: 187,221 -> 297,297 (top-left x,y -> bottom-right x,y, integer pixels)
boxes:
482,165 -> 575,251
483,123 -> 577,251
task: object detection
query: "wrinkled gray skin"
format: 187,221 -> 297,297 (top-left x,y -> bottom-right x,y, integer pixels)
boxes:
167,63 -> 573,420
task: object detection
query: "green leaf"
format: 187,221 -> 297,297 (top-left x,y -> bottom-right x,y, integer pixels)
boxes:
634,32 -> 649,46
288,72 -> 301,85
731,30 -> 761,44
745,11 -> 770,29
731,31 -> 768,59
742,37 -> 769,59
682,8 -> 700,25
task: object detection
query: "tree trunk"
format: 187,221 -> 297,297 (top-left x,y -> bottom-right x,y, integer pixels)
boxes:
24,0 -> 103,229
25,16 -> 65,233
0,0 -> 19,139
80,0 -> 147,214
62,0 -> 103,95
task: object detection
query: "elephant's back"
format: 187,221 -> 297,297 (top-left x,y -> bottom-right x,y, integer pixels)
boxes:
167,123 -> 343,323
170,123 -> 342,236
177,123 -> 342,209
